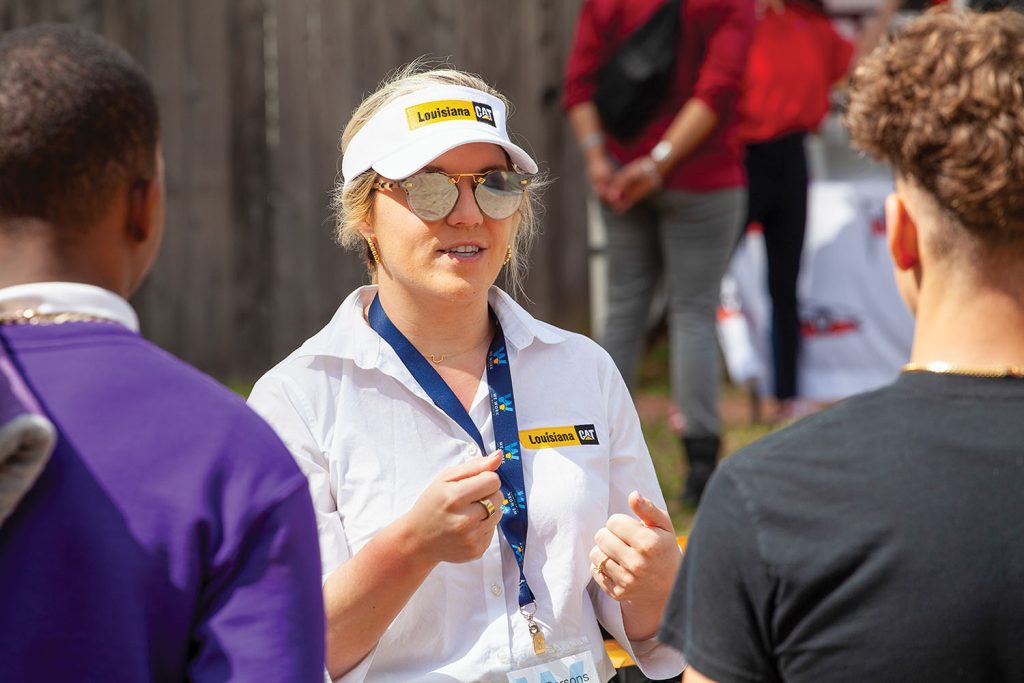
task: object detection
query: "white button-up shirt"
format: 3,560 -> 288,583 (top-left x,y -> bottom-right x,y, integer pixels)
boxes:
248,286 -> 684,682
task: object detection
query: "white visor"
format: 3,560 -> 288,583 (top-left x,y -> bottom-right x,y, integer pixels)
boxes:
341,84 -> 538,185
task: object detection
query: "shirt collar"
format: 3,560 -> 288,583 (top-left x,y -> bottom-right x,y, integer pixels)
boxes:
0,282 -> 140,332
297,285 -> 565,366
487,286 -> 566,349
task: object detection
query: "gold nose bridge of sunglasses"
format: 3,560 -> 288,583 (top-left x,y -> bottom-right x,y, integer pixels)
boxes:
441,173 -> 488,185
375,171 -> 504,191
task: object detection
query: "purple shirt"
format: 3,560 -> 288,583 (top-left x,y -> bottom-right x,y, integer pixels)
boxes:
0,322 -> 325,682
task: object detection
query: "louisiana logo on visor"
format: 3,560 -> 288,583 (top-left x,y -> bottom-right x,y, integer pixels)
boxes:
406,99 -> 497,130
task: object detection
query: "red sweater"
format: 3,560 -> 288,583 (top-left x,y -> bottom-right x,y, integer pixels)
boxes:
563,0 -> 755,191
738,2 -> 854,144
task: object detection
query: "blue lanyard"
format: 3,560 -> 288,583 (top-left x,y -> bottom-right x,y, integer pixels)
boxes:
367,294 -> 536,609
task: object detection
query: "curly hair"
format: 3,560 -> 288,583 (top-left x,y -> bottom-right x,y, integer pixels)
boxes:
846,8 -> 1024,248
0,24 -> 158,231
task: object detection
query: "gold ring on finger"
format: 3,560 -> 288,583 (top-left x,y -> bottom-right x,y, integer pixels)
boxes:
595,556 -> 610,576
476,497 -> 497,521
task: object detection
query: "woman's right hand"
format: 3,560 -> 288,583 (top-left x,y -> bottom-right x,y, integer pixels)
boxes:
320,450 -> 504,678
403,450 -> 505,565
585,152 -> 615,202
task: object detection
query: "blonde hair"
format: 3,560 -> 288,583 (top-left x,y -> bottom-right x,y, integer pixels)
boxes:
332,60 -> 546,297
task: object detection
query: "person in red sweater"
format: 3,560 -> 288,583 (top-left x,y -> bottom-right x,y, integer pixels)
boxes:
564,0 -> 755,506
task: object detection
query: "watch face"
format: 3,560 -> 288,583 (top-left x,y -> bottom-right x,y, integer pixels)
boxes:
651,140 -> 672,163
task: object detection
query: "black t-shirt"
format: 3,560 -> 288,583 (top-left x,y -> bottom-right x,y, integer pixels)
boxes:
660,372 -> 1024,682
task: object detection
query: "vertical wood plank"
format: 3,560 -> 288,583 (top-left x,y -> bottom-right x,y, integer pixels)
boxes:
227,0 -> 273,379
99,0 -> 147,65
182,0 -> 234,374
298,0 -> 360,339
135,0 -> 235,376
129,0 -> 187,358
268,0 -> 319,361
317,0 -> 366,300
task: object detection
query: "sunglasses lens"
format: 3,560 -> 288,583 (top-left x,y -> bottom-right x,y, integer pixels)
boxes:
404,173 -> 458,221
475,171 -> 530,220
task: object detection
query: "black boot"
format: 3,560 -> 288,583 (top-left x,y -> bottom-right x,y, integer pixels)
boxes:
681,435 -> 720,507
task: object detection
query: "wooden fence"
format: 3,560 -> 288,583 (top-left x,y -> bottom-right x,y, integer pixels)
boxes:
0,0 -> 590,380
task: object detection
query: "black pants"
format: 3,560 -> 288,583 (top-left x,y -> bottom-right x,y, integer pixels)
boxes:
744,131 -> 808,401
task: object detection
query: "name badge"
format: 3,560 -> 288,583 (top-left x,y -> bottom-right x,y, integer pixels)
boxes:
506,650 -> 599,683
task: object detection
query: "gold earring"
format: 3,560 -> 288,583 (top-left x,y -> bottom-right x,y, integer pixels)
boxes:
367,237 -> 382,266
503,245 -> 512,266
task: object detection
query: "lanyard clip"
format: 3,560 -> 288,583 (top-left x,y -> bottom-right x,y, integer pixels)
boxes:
519,602 -> 546,655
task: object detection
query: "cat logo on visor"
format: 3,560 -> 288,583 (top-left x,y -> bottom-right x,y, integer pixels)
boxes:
472,102 -> 496,127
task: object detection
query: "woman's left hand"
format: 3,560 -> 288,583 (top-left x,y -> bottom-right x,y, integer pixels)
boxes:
590,491 -> 681,607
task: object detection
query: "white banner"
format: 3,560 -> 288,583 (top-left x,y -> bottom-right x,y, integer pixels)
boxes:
718,178 -> 914,401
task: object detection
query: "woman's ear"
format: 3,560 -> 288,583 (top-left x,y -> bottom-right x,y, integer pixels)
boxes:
357,220 -> 374,240
886,192 -> 919,272
357,194 -> 378,239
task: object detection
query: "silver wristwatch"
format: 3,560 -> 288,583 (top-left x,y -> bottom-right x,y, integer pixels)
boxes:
650,139 -> 673,164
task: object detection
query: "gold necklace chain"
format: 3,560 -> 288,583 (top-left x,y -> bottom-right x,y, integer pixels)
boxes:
0,309 -> 120,326
902,361 -> 1024,379
427,326 -> 495,365
428,339 -> 490,365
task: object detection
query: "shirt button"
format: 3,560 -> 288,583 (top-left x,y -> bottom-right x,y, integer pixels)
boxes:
490,584 -> 502,596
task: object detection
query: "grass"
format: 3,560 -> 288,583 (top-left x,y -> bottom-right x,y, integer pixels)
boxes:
642,397 -> 778,534
225,379 -> 256,398
634,337 -> 779,534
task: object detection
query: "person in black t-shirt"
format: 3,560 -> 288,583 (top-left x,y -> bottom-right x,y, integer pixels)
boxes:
659,8 -> 1024,682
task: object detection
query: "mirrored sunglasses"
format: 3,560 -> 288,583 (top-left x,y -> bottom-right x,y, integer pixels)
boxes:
375,170 -> 532,221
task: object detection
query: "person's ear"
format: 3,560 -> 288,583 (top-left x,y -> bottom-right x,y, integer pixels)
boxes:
357,219 -> 374,241
886,192 -> 919,272
126,174 -> 163,245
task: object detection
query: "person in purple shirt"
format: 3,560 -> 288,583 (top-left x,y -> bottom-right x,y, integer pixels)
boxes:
0,24 -> 325,682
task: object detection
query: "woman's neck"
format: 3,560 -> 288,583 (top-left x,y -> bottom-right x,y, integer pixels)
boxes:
374,286 -> 493,364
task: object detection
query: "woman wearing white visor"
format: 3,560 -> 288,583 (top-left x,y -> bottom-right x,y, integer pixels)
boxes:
248,65 -> 684,683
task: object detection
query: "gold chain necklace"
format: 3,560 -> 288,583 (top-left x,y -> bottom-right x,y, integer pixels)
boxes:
902,361 -> 1024,379
0,309 -> 120,326
428,338 -> 490,364
426,326 -> 495,365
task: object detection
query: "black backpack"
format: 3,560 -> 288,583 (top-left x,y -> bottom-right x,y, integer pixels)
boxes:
593,0 -> 683,141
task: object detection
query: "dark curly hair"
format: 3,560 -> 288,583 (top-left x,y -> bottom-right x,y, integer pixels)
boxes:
845,8 -> 1024,249
0,24 -> 159,230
